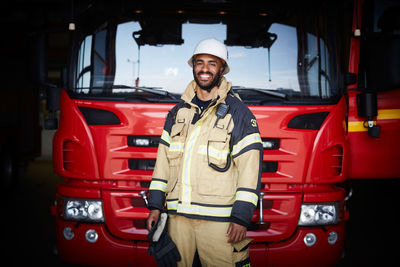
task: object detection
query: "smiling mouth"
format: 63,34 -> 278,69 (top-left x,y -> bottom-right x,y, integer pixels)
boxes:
200,74 -> 211,79
197,72 -> 213,82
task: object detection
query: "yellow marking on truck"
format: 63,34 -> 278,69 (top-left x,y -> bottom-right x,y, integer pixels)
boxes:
348,109 -> 400,132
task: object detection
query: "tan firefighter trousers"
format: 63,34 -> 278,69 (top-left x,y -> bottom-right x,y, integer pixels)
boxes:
168,214 -> 251,267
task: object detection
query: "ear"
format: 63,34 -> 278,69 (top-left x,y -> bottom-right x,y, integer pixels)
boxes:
220,64 -> 226,75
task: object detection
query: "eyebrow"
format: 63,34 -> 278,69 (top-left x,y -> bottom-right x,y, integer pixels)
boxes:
195,59 -> 218,64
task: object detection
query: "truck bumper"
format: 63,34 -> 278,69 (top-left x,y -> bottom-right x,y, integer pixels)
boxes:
55,218 -> 155,267
55,216 -> 344,267
250,224 -> 345,267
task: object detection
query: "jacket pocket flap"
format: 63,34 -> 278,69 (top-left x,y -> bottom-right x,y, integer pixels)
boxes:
170,123 -> 185,138
208,128 -> 228,142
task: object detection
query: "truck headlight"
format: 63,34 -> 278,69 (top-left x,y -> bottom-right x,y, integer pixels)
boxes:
62,198 -> 104,223
298,203 -> 342,226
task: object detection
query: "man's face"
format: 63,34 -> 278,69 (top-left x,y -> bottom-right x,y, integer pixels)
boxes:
193,54 -> 225,92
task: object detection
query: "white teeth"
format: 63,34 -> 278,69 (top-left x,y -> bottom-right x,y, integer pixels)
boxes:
200,74 -> 211,79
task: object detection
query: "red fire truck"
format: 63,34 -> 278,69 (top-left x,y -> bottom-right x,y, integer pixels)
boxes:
49,0 -> 400,266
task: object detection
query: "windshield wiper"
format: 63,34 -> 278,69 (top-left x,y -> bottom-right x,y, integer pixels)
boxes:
112,85 -> 179,99
234,87 -> 288,100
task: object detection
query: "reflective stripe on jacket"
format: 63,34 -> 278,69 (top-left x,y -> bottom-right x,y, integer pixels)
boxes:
148,77 -> 262,226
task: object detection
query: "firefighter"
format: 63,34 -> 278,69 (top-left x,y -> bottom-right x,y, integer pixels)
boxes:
146,38 -> 262,267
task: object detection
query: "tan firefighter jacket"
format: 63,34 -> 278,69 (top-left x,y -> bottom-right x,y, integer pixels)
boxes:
148,77 -> 263,226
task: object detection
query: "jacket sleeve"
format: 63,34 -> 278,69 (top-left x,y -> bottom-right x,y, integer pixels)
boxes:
147,144 -> 169,210
230,107 -> 263,227
147,104 -> 180,210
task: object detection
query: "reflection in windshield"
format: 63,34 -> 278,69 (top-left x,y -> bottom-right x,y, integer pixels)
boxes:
72,3 -> 350,103
114,22 -> 298,94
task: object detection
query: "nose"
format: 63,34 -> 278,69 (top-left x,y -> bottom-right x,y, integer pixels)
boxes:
199,63 -> 210,73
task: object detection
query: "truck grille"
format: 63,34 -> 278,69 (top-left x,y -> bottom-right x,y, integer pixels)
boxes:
128,159 -> 156,171
248,191 -> 302,242
102,189 -> 301,242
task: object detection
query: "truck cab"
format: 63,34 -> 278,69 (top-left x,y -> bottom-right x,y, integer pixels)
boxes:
49,0 -> 399,266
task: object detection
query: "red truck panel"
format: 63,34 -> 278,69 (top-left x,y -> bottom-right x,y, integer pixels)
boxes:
348,89 -> 400,178
54,90 -> 348,241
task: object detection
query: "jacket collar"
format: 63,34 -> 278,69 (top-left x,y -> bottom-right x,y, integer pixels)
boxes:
181,76 -> 232,105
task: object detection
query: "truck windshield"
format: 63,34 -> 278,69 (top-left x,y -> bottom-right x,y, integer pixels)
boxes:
70,1 -> 351,105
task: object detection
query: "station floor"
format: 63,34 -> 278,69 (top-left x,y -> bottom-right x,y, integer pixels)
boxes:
2,160 -> 66,266
2,159 -> 399,266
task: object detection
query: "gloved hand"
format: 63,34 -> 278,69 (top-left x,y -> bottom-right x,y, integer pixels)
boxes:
148,212 -> 181,267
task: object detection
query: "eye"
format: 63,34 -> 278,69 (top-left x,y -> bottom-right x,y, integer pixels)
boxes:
195,61 -> 203,67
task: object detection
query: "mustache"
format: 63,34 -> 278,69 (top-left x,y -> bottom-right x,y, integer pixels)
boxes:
196,71 -> 214,77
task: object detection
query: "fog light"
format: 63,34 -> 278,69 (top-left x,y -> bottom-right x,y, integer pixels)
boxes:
262,138 -> 279,150
85,229 -> 98,243
328,231 -> 338,245
263,141 -> 274,149
135,138 -> 150,146
63,227 -> 74,240
304,233 -> 317,247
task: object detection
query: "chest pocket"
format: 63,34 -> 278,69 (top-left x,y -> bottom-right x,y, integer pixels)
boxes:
198,127 -> 235,197
206,127 -> 231,168
166,121 -> 187,193
167,122 -> 187,166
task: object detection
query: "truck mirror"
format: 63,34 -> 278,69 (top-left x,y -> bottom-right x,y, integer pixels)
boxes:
368,124 -> 381,138
43,83 -> 62,130
357,91 -> 377,118
44,116 -> 58,130
357,91 -> 380,138
46,85 -> 61,112
61,67 -> 68,89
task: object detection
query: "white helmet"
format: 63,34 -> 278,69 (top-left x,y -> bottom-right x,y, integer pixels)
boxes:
188,38 -> 230,75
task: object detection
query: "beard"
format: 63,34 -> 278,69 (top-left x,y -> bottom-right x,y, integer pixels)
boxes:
193,70 -> 222,93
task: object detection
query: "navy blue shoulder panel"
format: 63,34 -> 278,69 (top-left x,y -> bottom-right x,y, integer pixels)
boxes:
225,95 -> 261,156
164,100 -> 186,132
159,100 -> 186,146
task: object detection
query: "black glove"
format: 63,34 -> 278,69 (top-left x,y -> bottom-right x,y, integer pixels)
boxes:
148,213 -> 181,267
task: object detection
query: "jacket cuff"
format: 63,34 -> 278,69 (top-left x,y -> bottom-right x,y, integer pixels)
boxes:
230,216 -> 249,227
230,200 -> 256,227
148,206 -> 162,211
148,190 -> 166,211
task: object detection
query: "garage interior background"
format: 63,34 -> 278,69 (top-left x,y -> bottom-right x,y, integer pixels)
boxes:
1,1 -> 399,266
